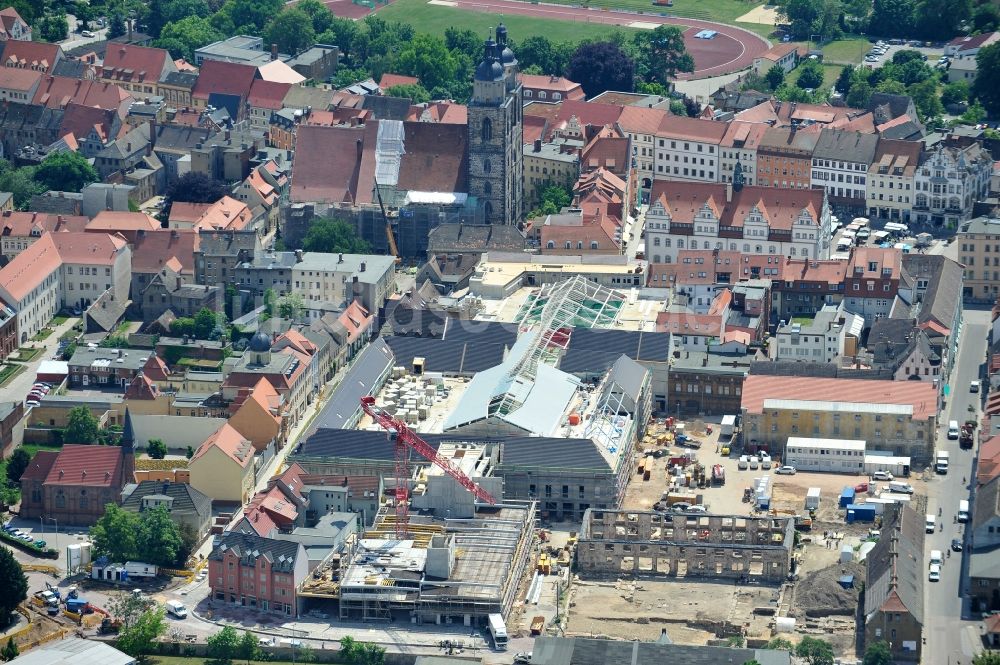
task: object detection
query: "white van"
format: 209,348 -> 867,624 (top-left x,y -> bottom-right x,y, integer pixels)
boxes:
930,549 -> 943,565
887,481 -> 914,494
165,600 -> 187,619
925,514 -> 936,533
948,420 -> 960,439
959,499 -> 970,523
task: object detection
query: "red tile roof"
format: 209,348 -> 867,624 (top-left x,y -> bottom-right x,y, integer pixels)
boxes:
379,73 -> 419,89
192,59 -> 257,102
51,231 -> 127,265
248,79 -> 291,110
59,103 -> 117,143
102,44 -> 171,83
33,75 -> 131,111
656,114 -> 728,143
0,233 -> 60,303
193,423 -> 254,467
43,444 -> 125,487
0,211 -> 87,236
617,105 -> 670,135
129,229 -> 198,276
649,181 -> 824,232
142,354 -> 171,381
124,373 -> 160,400
755,42 -> 802,62
977,435 -> 1000,486
86,211 -> 160,233
519,73 -> 584,96
741,375 -> 938,420
0,66 -> 41,91
20,450 -> 57,483
2,41 -> 62,71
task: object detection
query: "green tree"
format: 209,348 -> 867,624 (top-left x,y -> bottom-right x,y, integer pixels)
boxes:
942,80 -> 970,107
914,0 -> 970,40
846,78 -> 872,106
193,307 -> 220,339
796,59 -> 825,89
263,9 -> 315,56
796,636 -> 835,665
295,0 -> 334,34
974,43 -> 1000,116
238,630 -> 261,664
0,164 -> 42,210
973,4 -> 1000,32
973,653 -> 1000,665
108,12 -> 127,39
65,405 -> 99,444
140,506 -> 183,572
875,78 -> 907,94
34,152 -> 98,193
1,637 -> 18,661
743,661 -> 762,665
766,637 -> 794,651
0,549 -> 26,629
765,64 -> 786,91
632,25 -> 694,84
384,83 -> 431,103
444,26 -> 481,60
207,625 -> 242,664
156,16 -> 223,62
219,0 -> 284,33
530,184 -> 573,218
6,448 -> 30,484
340,637 -> 385,665
961,101 -> 987,125
869,0 -> 914,37
39,13 -> 70,42
778,0 -> 843,40
726,634 -> 746,647
115,605 -> 165,660
863,640 -> 892,665
908,77 -> 943,119
316,17 -> 361,58
147,438 -> 167,460
277,293 -> 304,321
185,445 -> 195,459
92,504 -> 141,562
302,217 -> 371,254
395,34 -> 458,92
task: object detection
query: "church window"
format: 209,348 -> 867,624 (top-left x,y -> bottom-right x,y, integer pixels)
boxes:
484,160 -> 492,175
481,118 -> 492,142
484,181 -> 492,196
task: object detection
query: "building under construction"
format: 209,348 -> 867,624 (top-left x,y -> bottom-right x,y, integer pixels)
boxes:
338,500 -> 535,624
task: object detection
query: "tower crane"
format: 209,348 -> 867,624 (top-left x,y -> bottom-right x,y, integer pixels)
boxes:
360,396 -> 497,538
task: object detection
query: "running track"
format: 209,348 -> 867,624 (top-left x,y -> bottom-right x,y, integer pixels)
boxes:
317,0 -> 771,78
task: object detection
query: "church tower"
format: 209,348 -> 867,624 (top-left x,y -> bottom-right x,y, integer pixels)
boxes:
467,25 -> 523,225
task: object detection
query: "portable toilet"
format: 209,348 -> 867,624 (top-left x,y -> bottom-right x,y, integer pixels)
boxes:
839,486 -> 856,508
839,544 -> 854,563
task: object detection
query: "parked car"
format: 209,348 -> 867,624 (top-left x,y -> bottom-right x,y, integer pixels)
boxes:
951,538 -> 963,551
737,456 -> 749,470
871,471 -> 894,481
776,465 -> 797,475
971,380 -> 981,393
928,563 -> 941,582
25,400 -> 39,408
748,458 -> 759,470
34,540 -> 45,548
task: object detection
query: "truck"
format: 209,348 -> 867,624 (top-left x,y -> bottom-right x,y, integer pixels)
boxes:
124,561 -> 158,578
935,450 -> 950,474
960,425 -> 974,449
530,615 -> 545,636
488,613 -> 508,650
65,598 -> 92,614
711,464 -> 725,485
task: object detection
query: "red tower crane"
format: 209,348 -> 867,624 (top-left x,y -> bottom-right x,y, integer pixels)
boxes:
360,396 -> 498,538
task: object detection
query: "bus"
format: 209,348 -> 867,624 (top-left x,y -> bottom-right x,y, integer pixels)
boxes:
488,613 -> 508,650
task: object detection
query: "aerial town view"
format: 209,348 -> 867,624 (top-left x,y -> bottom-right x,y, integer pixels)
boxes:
0,0 -> 1000,663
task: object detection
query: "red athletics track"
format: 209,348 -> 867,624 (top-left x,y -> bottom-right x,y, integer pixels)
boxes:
312,0 -> 771,78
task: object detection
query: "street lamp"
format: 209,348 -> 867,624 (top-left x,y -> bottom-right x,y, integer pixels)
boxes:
48,517 -> 58,533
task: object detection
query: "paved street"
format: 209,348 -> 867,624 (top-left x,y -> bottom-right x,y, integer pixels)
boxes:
923,307 -> 989,665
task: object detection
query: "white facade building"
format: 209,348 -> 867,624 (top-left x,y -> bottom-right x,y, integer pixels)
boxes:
645,182 -> 832,265
785,437 -> 866,473
913,141 -> 992,227
773,302 -> 863,364
653,116 -> 727,183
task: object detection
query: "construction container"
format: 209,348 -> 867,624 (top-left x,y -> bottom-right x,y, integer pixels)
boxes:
805,487 -> 821,510
845,503 -> 876,523
839,486 -> 856,508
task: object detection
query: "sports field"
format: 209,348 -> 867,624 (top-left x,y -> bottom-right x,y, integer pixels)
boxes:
377,0 -> 641,41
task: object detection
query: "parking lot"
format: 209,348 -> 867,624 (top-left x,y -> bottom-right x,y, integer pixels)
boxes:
861,39 -> 945,69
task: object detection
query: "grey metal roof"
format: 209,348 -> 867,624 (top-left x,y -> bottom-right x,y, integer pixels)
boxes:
296,428 -> 612,472
560,329 -> 671,375
530,636 -> 791,665
812,128 -> 879,163
864,504 -> 925,623
209,531 -> 303,572
121,480 -> 212,519
607,355 -> 648,402
312,337 -> 393,430
8,638 -> 136,665
902,254 -> 963,334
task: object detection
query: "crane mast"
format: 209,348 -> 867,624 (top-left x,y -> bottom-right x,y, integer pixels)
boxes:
360,396 -> 498,538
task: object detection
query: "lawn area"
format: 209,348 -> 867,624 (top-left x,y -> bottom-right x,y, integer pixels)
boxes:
19,443 -> 63,459
527,0 -> 767,24
791,315 -> 815,325
50,315 -> 69,326
822,63 -> 844,91
378,0 -> 639,41
31,328 -> 54,342
14,347 -> 42,362
0,363 -> 23,387
822,37 -> 869,64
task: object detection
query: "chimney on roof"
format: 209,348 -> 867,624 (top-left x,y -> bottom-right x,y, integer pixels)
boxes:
338,253 -> 343,264
127,19 -> 132,42
294,249 -> 303,263
726,182 -> 733,203
271,43 -> 278,61
533,138 -> 542,152
360,261 -> 366,272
